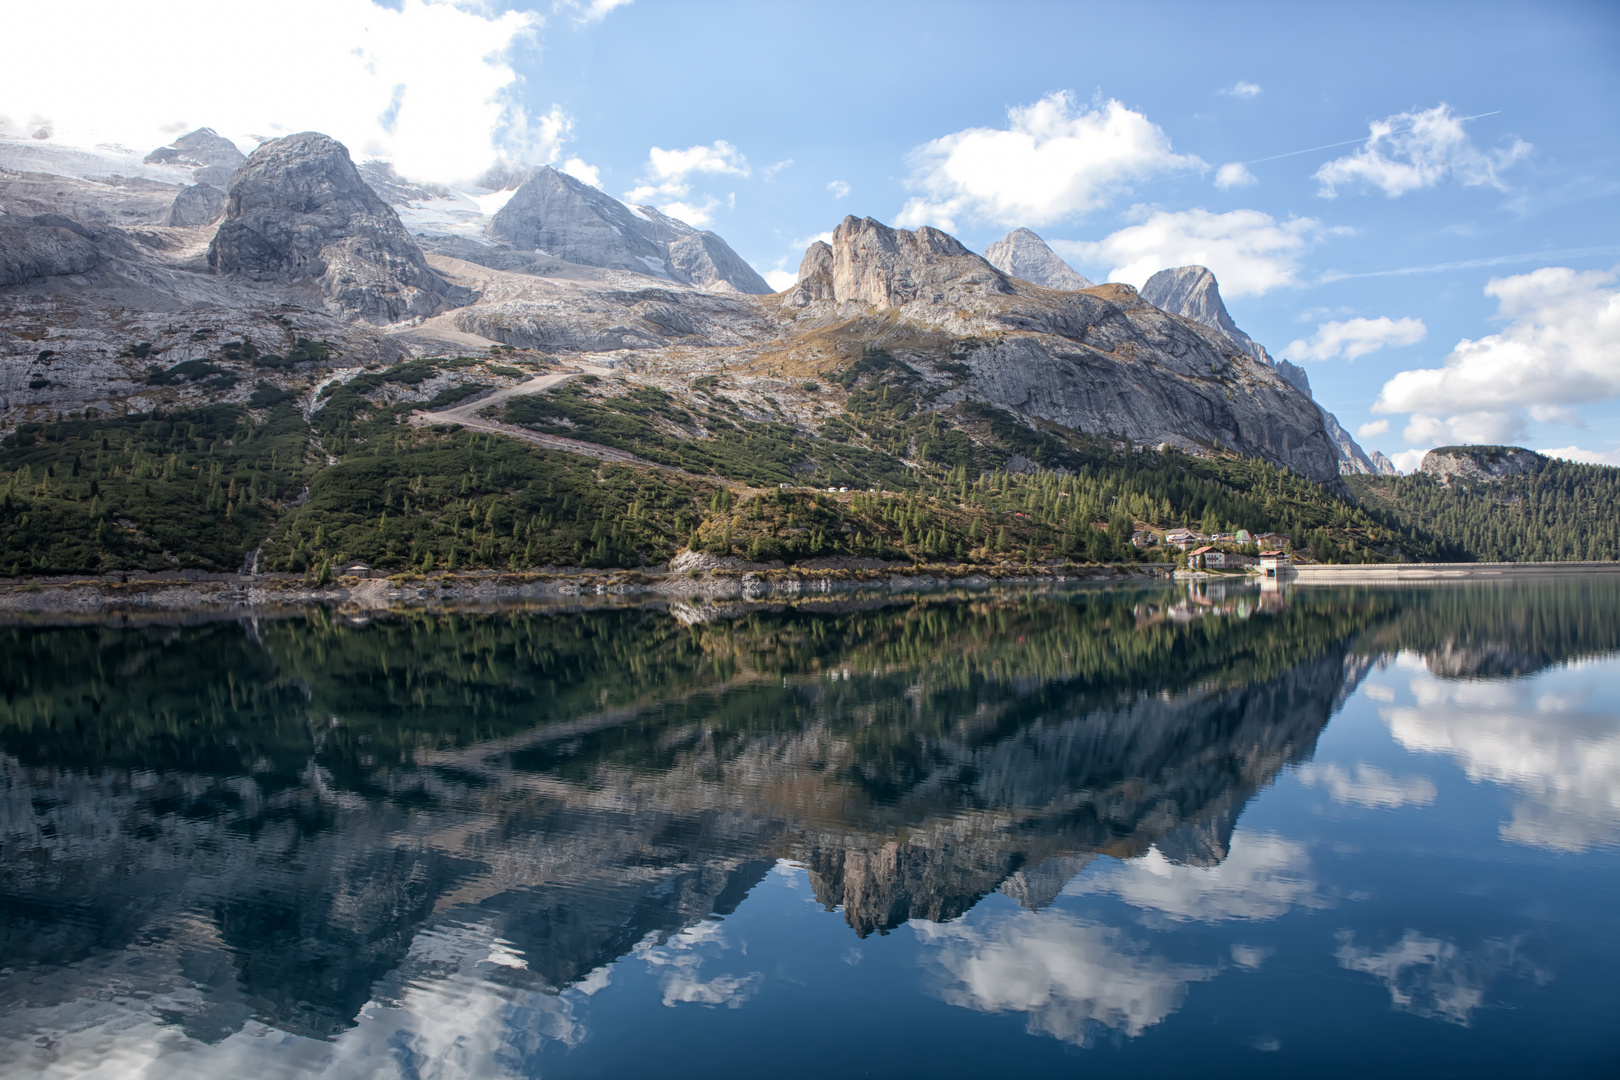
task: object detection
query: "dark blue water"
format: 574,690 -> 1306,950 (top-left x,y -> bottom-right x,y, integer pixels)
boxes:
1,580 -> 1616,1077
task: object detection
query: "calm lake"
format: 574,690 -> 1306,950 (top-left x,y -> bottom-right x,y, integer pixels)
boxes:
1,580 -> 1617,1078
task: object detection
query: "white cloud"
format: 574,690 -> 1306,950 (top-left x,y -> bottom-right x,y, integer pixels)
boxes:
1373,267 -> 1620,441
1059,207 -> 1335,297
1285,316 -> 1427,362
765,269 -> 798,291
762,158 -> 793,180
827,179 -> 851,199
624,139 -> 748,224
1357,420 -> 1391,438
1400,411 -> 1527,447
1315,103 -> 1531,199
916,911 -> 1216,1046
0,0 -> 550,185
1536,444 -> 1620,466
1296,762 -> 1437,809
554,0 -> 634,23
896,91 -> 1205,230
1064,831 -> 1324,923
652,198 -> 722,227
1214,162 -> 1257,189
1390,448 -> 1429,473
560,156 -> 601,188
1222,81 -> 1263,98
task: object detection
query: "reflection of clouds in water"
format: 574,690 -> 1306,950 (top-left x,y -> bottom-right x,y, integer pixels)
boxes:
1382,670 -> 1620,851
0,920 -> 590,1079
1296,762 -> 1437,809
1229,944 -> 1273,970
1065,831 -> 1324,923
916,911 -> 1215,1046
1334,930 -> 1547,1027
634,920 -> 762,1010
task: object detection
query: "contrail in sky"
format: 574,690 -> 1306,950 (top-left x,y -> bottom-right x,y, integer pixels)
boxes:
1320,245 -> 1620,282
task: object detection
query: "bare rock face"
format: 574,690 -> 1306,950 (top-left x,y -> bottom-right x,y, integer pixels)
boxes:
783,218 -> 1342,483
0,216 -> 100,286
1420,446 -> 1546,485
143,128 -> 245,191
983,227 -> 1093,290
165,183 -> 227,227
1140,264 -> 1395,476
786,215 -> 1014,309
1141,265 -> 1271,365
208,132 -> 466,324
486,167 -> 770,294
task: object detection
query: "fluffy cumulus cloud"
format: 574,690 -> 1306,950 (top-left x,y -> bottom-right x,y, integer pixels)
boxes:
1058,207 -> 1335,297
1537,445 -> 1620,466
1064,831 -> 1324,923
827,180 -> 851,199
555,0 -> 635,23
0,0 -> 568,185
1214,162 -> 1257,189
1222,81 -> 1263,98
1315,103 -> 1531,199
1357,419 -> 1391,438
625,139 -> 749,226
1285,316 -> 1427,362
896,91 -> 1205,230
1373,267 -> 1620,445
916,911 -> 1215,1046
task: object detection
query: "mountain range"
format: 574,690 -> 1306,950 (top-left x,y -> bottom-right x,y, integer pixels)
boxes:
13,125 -> 1611,579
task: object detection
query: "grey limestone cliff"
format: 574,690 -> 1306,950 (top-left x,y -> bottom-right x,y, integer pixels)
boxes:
1141,265 -> 1273,366
144,126 -> 246,189
783,217 -> 1342,484
0,215 -> 101,286
983,227 -> 1094,290
785,215 -> 1014,309
207,131 -> 467,324
165,182 -> 227,227
487,166 -> 770,294
1420,445 -> 1546,485
1141,264 -> 1394,476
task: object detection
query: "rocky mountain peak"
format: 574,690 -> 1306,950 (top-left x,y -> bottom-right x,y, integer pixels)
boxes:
982,228 -> 1094,290
1140,265 -> 1270,365
144,127 -> 246,189
485,166 -> 770,294
1420,446 -> 1546,485
1140,264 -> 1394,477
207,131 -> 465,324
785,215 -> 1013,309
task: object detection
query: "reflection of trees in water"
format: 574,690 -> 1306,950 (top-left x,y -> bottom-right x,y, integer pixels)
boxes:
1357,577 -> 1620,679
0,579 -> 1613,1046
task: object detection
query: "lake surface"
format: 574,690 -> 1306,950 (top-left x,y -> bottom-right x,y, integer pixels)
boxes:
1,580 -> 1617,1078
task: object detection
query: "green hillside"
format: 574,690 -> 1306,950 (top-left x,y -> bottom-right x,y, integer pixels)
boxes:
10,351 -> 1615,577
1348,454 -> 1620,562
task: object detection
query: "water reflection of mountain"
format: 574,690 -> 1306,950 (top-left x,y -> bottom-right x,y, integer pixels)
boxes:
1,580 -> 1613,1044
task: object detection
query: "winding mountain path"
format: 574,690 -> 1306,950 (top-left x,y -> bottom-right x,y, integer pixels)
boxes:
409,362 -> 751,491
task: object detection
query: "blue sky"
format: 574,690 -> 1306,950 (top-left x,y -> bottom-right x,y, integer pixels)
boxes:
4,0 -> 1617,469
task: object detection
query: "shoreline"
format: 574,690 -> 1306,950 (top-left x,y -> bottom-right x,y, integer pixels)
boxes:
1,559 -> 1615,619
0,561 -> 1172,618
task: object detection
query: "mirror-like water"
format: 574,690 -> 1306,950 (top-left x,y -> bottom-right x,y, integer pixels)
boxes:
1,580 -> 1617,1078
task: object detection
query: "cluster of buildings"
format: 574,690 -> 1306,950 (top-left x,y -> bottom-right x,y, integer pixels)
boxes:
1130,528 -> 1293,574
